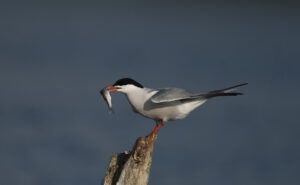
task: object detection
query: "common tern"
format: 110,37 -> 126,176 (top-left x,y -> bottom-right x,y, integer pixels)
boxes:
103,78 -> 247,135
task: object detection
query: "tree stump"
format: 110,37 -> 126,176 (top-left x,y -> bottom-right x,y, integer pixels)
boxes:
102,132 -> 158,185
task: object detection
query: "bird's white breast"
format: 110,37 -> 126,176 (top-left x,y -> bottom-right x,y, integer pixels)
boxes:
125,88 -> 156,115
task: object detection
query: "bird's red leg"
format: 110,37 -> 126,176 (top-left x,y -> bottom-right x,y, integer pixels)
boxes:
155,121 -> 164,133
148,120 -> 164,136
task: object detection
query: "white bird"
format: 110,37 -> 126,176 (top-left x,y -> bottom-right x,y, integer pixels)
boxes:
104,78 -> 247,135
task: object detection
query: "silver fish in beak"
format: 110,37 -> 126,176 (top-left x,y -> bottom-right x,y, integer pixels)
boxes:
100,88 -> 113,113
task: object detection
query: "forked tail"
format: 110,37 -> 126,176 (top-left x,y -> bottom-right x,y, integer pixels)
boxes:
204,82 -> 248,98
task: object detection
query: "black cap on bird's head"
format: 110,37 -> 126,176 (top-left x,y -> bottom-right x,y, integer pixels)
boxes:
106,78 -> 144,92
113,78 -> 144,88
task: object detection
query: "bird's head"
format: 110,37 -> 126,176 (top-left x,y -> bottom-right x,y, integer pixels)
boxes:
105,78 -> 144,94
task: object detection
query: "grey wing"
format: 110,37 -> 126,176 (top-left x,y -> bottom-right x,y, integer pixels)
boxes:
150,83 -> 247,104
150,88 -> 203,103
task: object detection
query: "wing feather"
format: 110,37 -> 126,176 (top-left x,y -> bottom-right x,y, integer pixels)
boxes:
150,83 -> 247,103
150,88 -> 199,103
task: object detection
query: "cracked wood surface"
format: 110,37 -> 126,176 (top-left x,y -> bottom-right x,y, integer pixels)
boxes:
102,133 -> 158,185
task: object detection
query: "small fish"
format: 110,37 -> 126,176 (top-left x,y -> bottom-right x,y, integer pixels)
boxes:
100,88 -> 114,113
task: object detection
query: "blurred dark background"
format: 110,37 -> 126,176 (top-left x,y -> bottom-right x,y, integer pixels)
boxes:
1,1 -> 300,185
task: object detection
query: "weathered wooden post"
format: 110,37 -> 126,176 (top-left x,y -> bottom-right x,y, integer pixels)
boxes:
102,132 -> 158,185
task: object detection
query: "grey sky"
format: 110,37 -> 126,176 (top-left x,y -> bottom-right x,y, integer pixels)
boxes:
1,1 -> 300,185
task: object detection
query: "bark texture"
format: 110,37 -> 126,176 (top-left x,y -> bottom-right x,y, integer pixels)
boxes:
102,133 -> 157,185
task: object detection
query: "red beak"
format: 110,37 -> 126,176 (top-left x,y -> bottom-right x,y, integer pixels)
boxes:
106,85 -> 120,92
